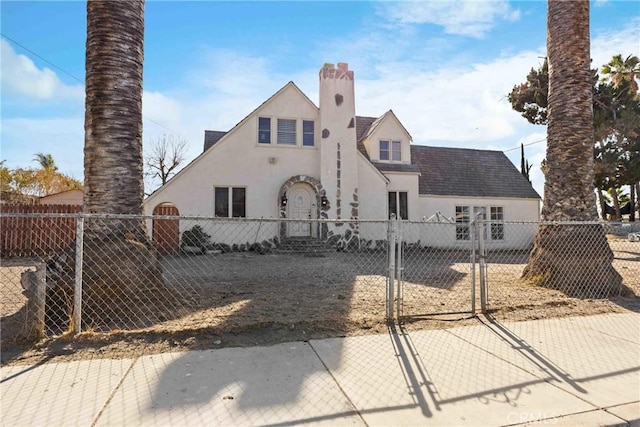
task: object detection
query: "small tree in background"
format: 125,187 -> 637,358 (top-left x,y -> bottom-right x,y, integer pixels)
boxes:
144,133 -> 187,194
520,144 -> 532,184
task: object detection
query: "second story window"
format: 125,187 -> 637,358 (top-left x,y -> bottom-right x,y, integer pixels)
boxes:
392,140 -> 401,161
277,119 -> 296,145
380,140 -> 401,161
302,120 -> 314,146
258,117 -> 271,144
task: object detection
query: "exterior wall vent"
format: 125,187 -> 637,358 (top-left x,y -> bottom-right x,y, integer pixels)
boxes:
268,157 -> 277,164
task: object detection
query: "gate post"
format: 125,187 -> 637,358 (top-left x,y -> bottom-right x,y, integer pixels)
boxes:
477,213 -> 487,313
396,216 -> 403,319
387,214 -> 397,321
470,218 -> 476,313
73,215 -> 84,334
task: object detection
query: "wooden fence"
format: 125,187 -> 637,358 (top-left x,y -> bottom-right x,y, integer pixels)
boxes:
0,204 -> 81,258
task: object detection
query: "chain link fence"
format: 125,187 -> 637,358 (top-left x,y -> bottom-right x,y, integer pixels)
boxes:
480,220 -> 640,323
1,213 -> 639,347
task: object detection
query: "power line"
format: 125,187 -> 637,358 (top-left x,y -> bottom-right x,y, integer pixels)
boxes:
503,138 -> 546,153
1,33 -> 176,134
1,33 -> 84,84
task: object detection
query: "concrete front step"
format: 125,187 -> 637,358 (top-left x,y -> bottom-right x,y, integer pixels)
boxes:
275,238 -> 335,254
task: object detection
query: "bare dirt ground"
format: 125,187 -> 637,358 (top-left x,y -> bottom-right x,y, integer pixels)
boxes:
2,237 -> 638,367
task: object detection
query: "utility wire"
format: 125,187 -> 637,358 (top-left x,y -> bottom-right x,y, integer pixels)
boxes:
1,33 -> 84,84
1,33 -> 176,134
503,138 -> 546,153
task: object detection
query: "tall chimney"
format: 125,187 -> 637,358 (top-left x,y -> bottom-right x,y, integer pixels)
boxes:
318,62 -> 359,227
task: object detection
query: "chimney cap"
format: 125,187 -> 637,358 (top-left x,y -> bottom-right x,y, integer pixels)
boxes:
337,62 -> 349,70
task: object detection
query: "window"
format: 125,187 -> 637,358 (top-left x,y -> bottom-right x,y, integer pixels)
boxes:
392,140 -> 401,161
456,206 -> 470,240
380,141 -> 389,160
490,206 -> 504,240
214,187 -> 228,217
277,118 -> 296,145
302,120 -> 314,147
215,187 -> 246,217
232,188 -> 246,217
388,191 -> 408,219
380,140 -> 401,161
258,117 -> 271,144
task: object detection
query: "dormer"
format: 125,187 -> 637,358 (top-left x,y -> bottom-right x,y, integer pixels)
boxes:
357,110 -> 413,164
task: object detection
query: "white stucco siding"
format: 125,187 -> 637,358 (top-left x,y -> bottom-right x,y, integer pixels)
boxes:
409,195 -> 541,249
418,196 -> 540,222
364,117 -> 412,163
258,85 -> 319,128
143,85 -> 321,219
385,173 -> 420,220
357,156 -> 388,220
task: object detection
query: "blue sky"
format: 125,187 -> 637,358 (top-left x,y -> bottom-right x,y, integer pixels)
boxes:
1,0 -> 639,197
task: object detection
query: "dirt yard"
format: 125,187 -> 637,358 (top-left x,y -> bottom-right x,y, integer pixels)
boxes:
2,238 -> 639,367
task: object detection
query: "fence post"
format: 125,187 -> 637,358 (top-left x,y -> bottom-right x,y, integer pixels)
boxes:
22,263 -> 47,338
396,216 -> 403,319
387,214 -> 397,322
73,216 -> 84,334
477,213 -> 487,313
470,218 -> 476,313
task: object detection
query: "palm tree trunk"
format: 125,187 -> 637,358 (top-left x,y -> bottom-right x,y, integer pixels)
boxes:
610,187 -> 621,221
596,187 -> 607,220
630,184 -> 636,222
85,0 -> 145,233
522,0 -> 621,297
38,0 -> 184,332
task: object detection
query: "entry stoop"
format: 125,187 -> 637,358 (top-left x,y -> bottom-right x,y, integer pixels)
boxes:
275,237 -> 335,255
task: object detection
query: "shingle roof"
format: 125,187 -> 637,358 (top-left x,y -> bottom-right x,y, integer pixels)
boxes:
204,130 -> 227,151
370,162 -> 421,174
355,116 -> 377,159
411,145 -> 541,199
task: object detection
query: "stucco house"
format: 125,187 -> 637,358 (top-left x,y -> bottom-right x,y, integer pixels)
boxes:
143,62 -> 540,250
39,189 -> 83,205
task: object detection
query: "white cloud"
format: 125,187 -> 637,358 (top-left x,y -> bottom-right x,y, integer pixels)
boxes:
0,39 -> 83,102
1,117 -> 84,179
379,0 -> 521,37
591,19 -> 640,72
354,49 -> 546,145
143,91 -> 183,131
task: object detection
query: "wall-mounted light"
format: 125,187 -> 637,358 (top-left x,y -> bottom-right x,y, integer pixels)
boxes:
321,195 -> 328,207
281,194 -> 288,207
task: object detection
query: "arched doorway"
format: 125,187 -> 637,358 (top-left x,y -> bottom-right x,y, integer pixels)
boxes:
287,183 -> 314,237
152,203 -> 179,254
278,174 -> 329,240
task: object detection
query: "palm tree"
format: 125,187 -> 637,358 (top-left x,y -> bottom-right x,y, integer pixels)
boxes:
85,0 -> 145,219
602,54 -> 640,93
601,54 -> 640,221
72,0 -> 179,330
522,0 -> 621,297
33,153 -> 57,170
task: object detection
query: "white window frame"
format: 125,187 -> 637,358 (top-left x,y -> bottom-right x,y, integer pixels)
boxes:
302,120 -> 315,147
490,206 -> 505,240
379,139 -> 402,161
258,117 -> 271,144
214,186 -> 246,218
277,118 -> 297,145
455,205 -> 470,240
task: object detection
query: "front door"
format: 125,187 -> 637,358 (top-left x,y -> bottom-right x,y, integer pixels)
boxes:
288,186 -> 312,237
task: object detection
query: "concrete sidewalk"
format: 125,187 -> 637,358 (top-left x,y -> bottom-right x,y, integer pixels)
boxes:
1,312 -> 639,426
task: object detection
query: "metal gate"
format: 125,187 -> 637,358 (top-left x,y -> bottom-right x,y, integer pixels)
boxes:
385,214 -> 487,322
